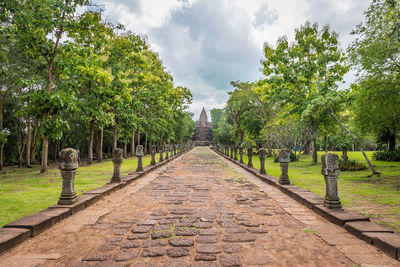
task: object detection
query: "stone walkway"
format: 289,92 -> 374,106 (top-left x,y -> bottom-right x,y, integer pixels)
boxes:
0,147 -> 398,266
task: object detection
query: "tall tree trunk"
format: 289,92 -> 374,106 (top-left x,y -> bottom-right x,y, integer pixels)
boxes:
302,140 -> 311,155
311,125 -> 318,164
87,123 -> 94,165
388,133 -> 396,151
97,127 -> 103,162
239,129 -> 244,144
342,148 -> 348,162
31,122 -> 40,163
123,143 -> 127,158
40,135 -> 49,172
137,130 -> 140,146
0,97 -> 3,171
113,124 -> 118,150
145,131 -> 148,154
0,143 -> 3,172
130,130 -> 135,157
40,60 -> 55,173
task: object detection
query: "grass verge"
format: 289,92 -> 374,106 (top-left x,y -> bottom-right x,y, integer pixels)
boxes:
0,155 -> 153,227
240,151 -> 400,232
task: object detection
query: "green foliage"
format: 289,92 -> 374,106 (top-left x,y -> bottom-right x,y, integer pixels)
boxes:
0,0 -> 194,169
349,0 -> 400,147
262,22 -> 348,163
373,150 -> 400,162
339,159 -> 367,171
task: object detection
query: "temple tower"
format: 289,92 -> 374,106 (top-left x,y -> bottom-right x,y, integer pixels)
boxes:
192,107 -> 212,146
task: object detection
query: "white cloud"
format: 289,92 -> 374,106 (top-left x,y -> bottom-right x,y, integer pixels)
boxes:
97,0 -> 370,118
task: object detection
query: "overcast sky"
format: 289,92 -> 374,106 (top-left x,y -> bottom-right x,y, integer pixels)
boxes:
96,0 -> 370,120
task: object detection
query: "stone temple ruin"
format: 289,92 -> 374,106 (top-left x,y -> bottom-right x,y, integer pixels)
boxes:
192,107 -> 212,146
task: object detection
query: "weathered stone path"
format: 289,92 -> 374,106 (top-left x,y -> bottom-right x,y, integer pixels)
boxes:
0,147 -> 398,266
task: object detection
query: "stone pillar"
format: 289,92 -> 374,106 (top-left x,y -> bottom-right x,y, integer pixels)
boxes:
234,147 -> 238,160
321,153 -> 342,209
159,145 -> 164,162
259,148 -> 266,174
173,145 -> 177,156
165,144 -> 169,159
150,145 -> 156,166
239,147 -> 244,164
58,148 -> 78,205
136,145 -> 144,172
279,149 -> 291,185
247,147 -> 253,168
111,148 -> 123,183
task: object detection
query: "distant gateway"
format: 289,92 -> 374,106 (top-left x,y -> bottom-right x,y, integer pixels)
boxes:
192,107 -> 212,146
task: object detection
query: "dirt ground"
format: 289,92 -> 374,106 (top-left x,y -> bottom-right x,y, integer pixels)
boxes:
0,147 -> 398,266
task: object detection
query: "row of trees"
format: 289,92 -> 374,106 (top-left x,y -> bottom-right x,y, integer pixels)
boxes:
0,0 -> 195,172
212,0 -> 399,170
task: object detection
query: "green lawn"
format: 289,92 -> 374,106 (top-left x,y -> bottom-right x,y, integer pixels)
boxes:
240,151 -> 400,232
0,154 -> 158,227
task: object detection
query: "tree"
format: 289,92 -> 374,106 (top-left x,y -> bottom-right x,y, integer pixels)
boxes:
262,22 -> 348,163
2,0 -> 90,172
348,0 -> 400,151
61,11 -> 114,164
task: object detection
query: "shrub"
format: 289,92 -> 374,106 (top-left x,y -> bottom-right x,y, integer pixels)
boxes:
373,150 -> 400,161
339,159 -> 367,171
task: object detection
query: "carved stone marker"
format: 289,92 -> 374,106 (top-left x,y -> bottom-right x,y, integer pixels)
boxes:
234,147 -> 238,160
165,144 -> 169,159
58,148 -> 78,204
239,147 -> 244,164
159,145 -> 164,162
247,147 -> 253,168
136,145 -> 144,172
321,153 -> 342,209
150,145 -> 156,166
259,148 -> 267,174
279,149 -> 290,185
173,145 -> 177,156
111,148 -> 123,183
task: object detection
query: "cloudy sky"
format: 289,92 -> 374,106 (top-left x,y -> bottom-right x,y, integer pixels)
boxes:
96,0 -> 370,119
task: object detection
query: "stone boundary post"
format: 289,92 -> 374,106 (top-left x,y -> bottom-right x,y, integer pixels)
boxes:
173,145 -> 177,156
279,149 -> 290,185
150,145 -> 156,166
321,153 -> 342,209
247,147 -> 253,168
58,148 -> 78,205
136,145 -> 144,172
239,147 -> 244,164
159,145 -> 164,162
111,148 -> 123,183
165,144 -> 169,159
259,148 -> 266,174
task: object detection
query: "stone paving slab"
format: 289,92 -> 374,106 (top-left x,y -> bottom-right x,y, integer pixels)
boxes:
3,207 -> 71,237
49,194 -> 100,214
0,147 -> 398,266
0,228 -> 31,254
